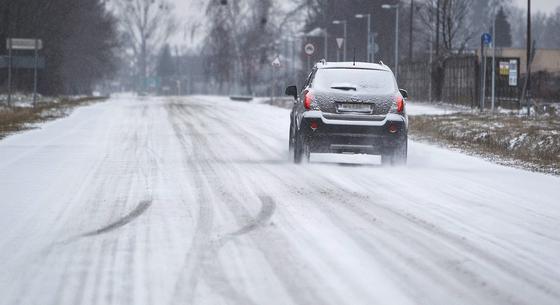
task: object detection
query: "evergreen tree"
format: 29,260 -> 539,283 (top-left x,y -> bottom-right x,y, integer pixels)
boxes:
494,7 -> 512,48
157,45 -> 175,80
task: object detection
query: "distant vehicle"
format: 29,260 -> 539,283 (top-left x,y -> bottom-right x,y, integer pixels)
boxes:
286,61 -> 408,165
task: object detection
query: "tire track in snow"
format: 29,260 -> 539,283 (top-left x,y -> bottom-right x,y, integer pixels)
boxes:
77,200 -> 152,238
195,100 -> 560,305
169,103 -> 287,305
281,166 -> 560,305
230,196 -> 276,237
168,101 -> 331,305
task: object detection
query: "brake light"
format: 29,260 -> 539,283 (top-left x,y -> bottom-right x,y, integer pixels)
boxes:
396,95 -> 404,113
310,121 -> 318,130
304,92 -> 313,110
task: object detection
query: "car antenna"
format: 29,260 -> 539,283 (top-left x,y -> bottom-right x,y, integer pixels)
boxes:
353,48 -> 356,66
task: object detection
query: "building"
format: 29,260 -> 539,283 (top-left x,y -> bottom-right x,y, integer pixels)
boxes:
478,48 -> 560,75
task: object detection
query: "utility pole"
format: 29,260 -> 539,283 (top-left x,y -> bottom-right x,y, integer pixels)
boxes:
526,0 -> 531,116
33,39 -> 39,107
480,35 -> 487,111
491,5 -> 496,112
409,0 -> 414,61
332,20 -> 347,61
343,22 -> 347,61
324,28 -> 328,61
435,0 -> 440,57
355,14 -> 371,62
382,4 -> 400,79
395,5 -> 399,79
7,39 -> 12,107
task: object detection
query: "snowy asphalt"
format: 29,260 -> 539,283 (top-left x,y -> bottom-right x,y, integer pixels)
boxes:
0,95 -> 559,305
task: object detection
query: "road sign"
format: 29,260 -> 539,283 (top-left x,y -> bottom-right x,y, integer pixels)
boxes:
481,33 -> 492,45
373,43 -> 379,54
304,43 -> 315,56
6,38 -> 43,50
271,56 -> 281,67
509,59 -> 518,86
0,56 -> 46,69
336,38 -> 344,49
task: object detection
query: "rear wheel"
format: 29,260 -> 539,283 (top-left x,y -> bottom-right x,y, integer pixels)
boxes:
288,125 -> 294,153
293,131 -> 310,164
293,131 -> 303,164
382,139 -> 408,166
392,140 -> 408,165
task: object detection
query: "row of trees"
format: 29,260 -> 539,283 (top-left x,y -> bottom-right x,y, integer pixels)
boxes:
0,0 -> 118,95
202,0 -> 283,94
198,0 -> 511,95
109,0 -> 176,91
508,5 -> 560,49
198,0 -> 559,96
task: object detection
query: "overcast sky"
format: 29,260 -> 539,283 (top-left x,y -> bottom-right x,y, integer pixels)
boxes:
169,0 -> 559,16
167,0 -> 559,47
512,0 -> 559,12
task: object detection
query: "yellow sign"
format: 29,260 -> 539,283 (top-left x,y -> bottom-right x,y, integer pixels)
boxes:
499,61 -> 509,76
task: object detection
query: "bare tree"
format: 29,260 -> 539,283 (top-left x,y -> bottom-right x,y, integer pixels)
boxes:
0,0 -> 118,95
111,0 -> 176,90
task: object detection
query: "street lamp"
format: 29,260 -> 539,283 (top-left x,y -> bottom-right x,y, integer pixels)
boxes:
332,20 -> 347,61
355,14 -> 373,62
382,4 -> 399,80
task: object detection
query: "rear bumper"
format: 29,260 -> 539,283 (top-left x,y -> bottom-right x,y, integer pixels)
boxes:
299,111 -> 407,154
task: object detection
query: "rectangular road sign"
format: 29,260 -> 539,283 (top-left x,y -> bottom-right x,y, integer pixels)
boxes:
508,59 -> 518,87
0,56 -> 46,69
6,38 -> 43,50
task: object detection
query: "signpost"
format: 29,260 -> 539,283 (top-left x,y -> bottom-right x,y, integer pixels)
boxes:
304,43 -> 315,56
480,33 -> 492,111
508,59 -> 518,86
336,38 -> 344,61
304,43 -> 315,70
271,56 -> 281,103
5,38 -> 44,107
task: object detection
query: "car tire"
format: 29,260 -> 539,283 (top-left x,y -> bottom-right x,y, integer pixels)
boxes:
392,139 -> 408,166
288,125 -> 294,153
293,131 -> 303,164
382,139 -> 408,166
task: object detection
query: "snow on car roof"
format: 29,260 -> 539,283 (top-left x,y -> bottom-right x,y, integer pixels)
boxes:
315,61 -> 391,71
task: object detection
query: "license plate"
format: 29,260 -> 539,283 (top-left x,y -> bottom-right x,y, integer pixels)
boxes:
337,103 -> 372,113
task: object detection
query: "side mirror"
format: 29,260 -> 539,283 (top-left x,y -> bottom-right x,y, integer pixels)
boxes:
285,85 -> 298,100
399,89 -> 408,99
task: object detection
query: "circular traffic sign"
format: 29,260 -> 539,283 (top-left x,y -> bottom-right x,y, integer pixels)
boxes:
304,43 -> 315,56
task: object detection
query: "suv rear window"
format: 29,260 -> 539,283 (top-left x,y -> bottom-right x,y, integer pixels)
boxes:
312,68 -> 396,94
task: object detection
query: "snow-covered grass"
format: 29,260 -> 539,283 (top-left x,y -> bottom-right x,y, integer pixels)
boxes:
0,96 -> 106,140
410,112 -> 560,175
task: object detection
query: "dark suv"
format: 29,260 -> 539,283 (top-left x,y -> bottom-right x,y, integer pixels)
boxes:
286,61 -> 408,165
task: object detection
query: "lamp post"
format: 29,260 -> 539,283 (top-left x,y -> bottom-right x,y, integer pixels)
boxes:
332,20 -> 347,61
382,4 -> 399,79
355,14 -> 372,62
491,4 -> 497,112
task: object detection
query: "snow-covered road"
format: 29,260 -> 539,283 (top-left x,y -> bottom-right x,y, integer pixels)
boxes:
0,95 -> 559,305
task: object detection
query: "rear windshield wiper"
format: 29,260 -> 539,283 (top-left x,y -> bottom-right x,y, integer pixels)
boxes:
330,85 -> 357,91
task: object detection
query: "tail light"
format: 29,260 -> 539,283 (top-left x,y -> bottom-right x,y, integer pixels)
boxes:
396,95 -> 404,113
304,92 -> 313,110
310,121 -> 318,130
